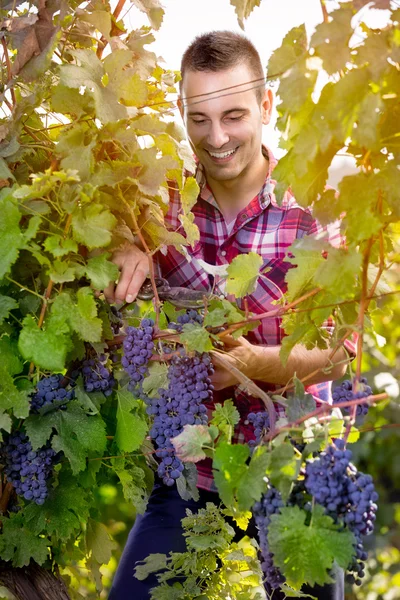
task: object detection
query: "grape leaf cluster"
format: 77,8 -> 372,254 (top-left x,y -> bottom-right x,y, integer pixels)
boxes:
1,432 -> 57,506
305,439 -> 378,585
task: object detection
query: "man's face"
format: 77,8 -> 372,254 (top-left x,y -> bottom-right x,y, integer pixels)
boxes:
179,63 -> 272,183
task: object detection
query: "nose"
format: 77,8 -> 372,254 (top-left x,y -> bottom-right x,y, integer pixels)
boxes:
207,121 -> 229,149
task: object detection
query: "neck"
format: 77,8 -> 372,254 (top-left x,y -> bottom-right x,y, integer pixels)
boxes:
205,151 -> 269,223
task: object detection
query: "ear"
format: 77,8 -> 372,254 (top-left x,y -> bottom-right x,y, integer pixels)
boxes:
261,88 -> 273,125
177,96 -> 184,120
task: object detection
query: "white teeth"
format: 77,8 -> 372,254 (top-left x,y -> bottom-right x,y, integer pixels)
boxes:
209,148 -> 236,159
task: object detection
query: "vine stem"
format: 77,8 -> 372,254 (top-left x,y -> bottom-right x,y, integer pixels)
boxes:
119,193 -> 161,327
5,277 -> 44,300
217,287 -> 322,339
0,482 -> 13,514
265,392 -> 388,443
320,0 -> 329,23
1,37 -> 16,107
96,0 -> 126,58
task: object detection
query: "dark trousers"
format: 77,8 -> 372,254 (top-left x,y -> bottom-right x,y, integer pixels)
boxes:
109,482 -> 344,599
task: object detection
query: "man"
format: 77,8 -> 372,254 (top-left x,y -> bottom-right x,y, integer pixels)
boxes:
108,31 -> 354,599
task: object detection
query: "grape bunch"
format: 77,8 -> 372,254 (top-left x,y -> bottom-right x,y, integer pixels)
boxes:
1,432 -> 57,505
305,439 -> 378,585
169,309 -> 203,333
253,486 -> 286,589
147,351 -> 214,486
332,377 -> 372,423
82,354 -> 116,396
30,374 -> 75,413
121,318 -> 154,393
247,411 -> 270,448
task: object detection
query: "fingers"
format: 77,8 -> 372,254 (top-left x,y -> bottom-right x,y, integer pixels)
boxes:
104,281 -> 116,304
115,263 -> 149,303
220,334 -> 243,348
103,243 -> 149,304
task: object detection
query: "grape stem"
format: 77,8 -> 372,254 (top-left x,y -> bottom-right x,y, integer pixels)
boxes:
265,392 -> 388,443
96,0 -> 127,59
118,191 -> 162,327
0,481 -> 13,514
217,287 -> 322,339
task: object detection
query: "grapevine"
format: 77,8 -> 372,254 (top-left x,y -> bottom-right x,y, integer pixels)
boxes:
0,0 -> 397,599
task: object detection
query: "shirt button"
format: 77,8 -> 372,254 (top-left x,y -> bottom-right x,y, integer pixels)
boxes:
221,250 -> 227,257
241,213 -> 248,220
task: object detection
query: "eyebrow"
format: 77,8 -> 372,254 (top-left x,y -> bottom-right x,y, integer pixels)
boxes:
187,108 -> 249,117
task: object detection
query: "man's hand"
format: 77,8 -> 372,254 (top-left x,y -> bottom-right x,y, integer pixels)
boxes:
104,242 -> 149,304
210,336 -> 256,390
210,336 -> 350,391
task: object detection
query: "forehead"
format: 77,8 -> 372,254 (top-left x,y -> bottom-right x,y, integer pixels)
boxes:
181,63 -> 260,114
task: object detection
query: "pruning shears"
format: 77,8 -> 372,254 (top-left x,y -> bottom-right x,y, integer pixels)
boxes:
137,277 -> 214,309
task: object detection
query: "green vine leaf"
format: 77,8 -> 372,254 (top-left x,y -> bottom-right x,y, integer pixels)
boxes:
86,518 -> 117,565
0,515 -> 49,567
0,295 -> 18,325
180,322 -> 214,353
18,315 -> 72,372
60,49 -> 127,123
23,472 -> 90,541
213,442 -> 269,512
71,203 -> 117,250
268,505 -> 355,589
210,400 -> 240,442
0,191 -> 40,278
78,253 -> 119,290
225,252 -> 263,298
25,402 -> 107,474
115,387 -> 148,453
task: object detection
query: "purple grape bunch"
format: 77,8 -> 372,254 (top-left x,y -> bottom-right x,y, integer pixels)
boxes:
332,377 -> 372,423
253,486 -> 286,589
305,439 -> 378,585
147,352 -> 214,487
82,354 -> 116,396
169,309 -> 203,332
248,411 -> 270,449
1,432 -> 57,505
121,318 -> 155,393
30,374 -> 75,413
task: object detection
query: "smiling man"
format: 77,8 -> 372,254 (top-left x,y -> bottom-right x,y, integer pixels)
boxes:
108,31 -> 353,600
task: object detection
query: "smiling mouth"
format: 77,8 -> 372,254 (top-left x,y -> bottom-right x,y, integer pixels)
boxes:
207,147 -> 238,160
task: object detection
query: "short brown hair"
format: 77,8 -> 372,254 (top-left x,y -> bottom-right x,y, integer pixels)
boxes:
180,31 -> 266,102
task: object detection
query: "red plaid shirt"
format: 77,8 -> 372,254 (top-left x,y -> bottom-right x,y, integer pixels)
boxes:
156,149 -> 357,492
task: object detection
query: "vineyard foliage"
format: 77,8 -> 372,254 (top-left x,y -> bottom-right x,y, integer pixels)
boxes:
0,0 -> 399,598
